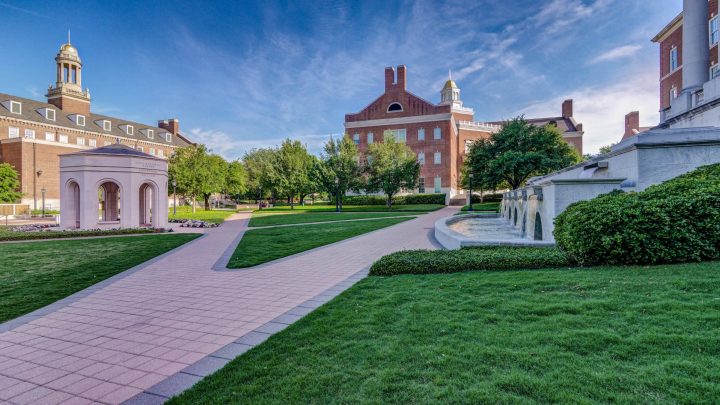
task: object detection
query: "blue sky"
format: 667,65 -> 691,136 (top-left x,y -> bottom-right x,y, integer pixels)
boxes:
0,0 -> 681,156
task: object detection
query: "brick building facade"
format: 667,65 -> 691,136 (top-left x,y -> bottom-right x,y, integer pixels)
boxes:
344,66 -> 584,197
0,38 -> 193,210
652,0 -> 719,111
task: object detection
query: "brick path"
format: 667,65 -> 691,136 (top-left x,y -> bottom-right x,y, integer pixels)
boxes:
0,207 -> 454,404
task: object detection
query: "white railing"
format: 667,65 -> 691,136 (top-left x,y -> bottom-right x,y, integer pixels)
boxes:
458,120 -> 502,131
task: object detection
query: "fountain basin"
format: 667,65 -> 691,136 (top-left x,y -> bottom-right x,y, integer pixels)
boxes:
434,213 -> 556,250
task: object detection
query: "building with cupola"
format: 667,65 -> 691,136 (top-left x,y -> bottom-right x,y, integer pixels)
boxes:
344,65 -> 583,199
0,36 -> 194,211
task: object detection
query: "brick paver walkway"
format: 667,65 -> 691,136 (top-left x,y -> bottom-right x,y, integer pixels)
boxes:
0,207 -> 454,404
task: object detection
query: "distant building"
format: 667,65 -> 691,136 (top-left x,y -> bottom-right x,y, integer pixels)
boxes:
620,111 -> 652,141
0,37 -> 193,210
344,66 -> 583,198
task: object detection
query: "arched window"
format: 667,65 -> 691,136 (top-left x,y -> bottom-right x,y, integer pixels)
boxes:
387,102 -> 403,112
534,212 -> 543,240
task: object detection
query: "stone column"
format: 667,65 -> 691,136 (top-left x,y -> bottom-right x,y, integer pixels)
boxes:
682,0 -> 710,92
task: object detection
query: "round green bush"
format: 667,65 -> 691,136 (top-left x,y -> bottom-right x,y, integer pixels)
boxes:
554,164 -> 720,265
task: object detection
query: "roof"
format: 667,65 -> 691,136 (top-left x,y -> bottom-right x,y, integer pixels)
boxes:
488,116 -> 581,134
65,143 -> 159,158
442,79 -> 458,90
0,92 -> 192,148
652,11 -> 682,43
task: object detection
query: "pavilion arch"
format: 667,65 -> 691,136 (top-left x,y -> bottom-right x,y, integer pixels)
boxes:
139,180 -> 160,227
97,180 -> 122,222
65,179 -> 81,229
534,212 -> 543,240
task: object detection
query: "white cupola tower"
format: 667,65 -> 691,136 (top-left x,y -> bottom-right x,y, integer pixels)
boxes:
440,70 -> 462,109
46,31 -> 91,115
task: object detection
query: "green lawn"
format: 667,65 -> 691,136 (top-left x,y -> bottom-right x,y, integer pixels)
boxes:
0,233 -> 200,322
169,206 -> 238,224
257,204 -> 444,213
170,262 -> 720,404
249,211 -> 418,227
0,227 -> 161,242
228,217 -> 412,268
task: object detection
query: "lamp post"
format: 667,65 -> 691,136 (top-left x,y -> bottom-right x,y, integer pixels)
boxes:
334,177 -> 340,213
172,180 -> 177,216
468,173 -> 474,212
41,188 -> 46,217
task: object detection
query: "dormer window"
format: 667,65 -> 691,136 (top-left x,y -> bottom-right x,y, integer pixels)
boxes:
387,102 -> 403,112
120,125 -> 134,135
165,133 -> 172,142
2,100 -> 22,114
146,129 -> 154,139
102,120 -> 111,131
38,108 -> 56,121
70,114 -> 86,126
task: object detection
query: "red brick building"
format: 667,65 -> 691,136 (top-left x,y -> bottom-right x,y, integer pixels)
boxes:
652,0 -> 719,111
0,38 -> 193,210
344,65 -> 584,197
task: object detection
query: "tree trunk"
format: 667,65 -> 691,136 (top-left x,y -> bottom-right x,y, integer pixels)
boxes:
290,194 -> 294,210
386,194 -> 393,209
299,193 -> 306,206
204,194 -> 211,211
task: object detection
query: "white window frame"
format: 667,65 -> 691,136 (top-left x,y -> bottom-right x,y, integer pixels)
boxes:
59,134 -> 69,144
149,147 -> 156,155
711,64 -> 720,80
102,120 -> 111,131
434,177 -> 442,193
74,114 -> 86,126
433,127 -> 441,140
418,128 -> 425,141
418,177 -> 425,193
387,102 -> 403,113
670,86 -> 678,101
46,109 -> 56,121
434,151 -> 441,165
711,16 -> 719,46
147,129 -> 154,139
158,149 -> 164,157
77,137 -> 85,146
367,132 -> 374,144
45,132 -> 55,142
165,133 -> 172,142
122,125 -> 134,135
384,129 -> 406,143
418,152 -> 425,165
353,133 -> 360,145
137,146 -> 144,152
89,138 -> 97,147
9,101 -> 21,114
24,129 -> 35,139
8,127 -> 19,138
670,47 -> 678,72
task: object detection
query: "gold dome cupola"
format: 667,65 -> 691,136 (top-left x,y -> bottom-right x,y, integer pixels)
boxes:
46,31 -> 91,115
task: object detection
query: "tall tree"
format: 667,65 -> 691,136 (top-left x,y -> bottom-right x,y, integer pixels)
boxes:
244,148 -> 277,203
365,135 -> 420,209
272,139 -> 314,209
200,154 -> 228,210
168,145 -> 206,212
461,137 -> 498,202
0,163 -> 22,203
315,136 -> 362,211
224,160 -> 248,203
467,117 -> 580,190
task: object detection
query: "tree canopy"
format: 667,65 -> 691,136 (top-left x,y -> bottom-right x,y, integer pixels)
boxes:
365,135 -> 420,208
271,139 -> 316,209
0,163 -> 22,203
314,136 -> 362,210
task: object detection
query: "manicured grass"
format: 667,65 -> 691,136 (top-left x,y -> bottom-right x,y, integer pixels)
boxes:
249,211 -> 418,227
169,206 -> 237,224
0,227 -> 161,242
257,204 -> 444,213
170,262 -> 720,404
460,201 -> 501,212
0,233 -> 200,322
228,217 -> 412,268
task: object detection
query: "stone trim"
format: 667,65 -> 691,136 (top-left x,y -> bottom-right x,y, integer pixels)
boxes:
344,113 -> 452,129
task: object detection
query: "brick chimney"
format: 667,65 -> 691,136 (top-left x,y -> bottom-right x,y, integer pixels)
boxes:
624,111 -> 640,137
396,65 -> 407,90
385,67 -> 395,91
158,118 -> 179,134
562,99 -> 573,118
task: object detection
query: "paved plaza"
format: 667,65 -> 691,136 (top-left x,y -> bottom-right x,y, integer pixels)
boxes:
0,208 -> 454,404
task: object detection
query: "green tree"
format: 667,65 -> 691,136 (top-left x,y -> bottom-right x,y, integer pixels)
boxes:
168,145 -> 227,212
272,139 -> 314,209
0,163 -> 22,203
598,144 -> 615,155
467,117 -> 580,190
365,135 -> 420,209
244,148 -> 278,202
224,160 -> 248,203
314,136 -> 362,211
461,137 -> 498,201
200,154 -> 228,210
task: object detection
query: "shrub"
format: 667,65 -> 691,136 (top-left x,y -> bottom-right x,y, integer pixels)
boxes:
554,163 -> 720,265
369,246 -> 572,276
471,193 -> 502,203
342,194 -> 446,206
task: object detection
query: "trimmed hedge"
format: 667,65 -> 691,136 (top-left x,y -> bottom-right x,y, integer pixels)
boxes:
369,246 -> 572,276
342,193 -> 446,206
554,164 -> 720,265
471,193 -> 503,203
0,227 -> 163,242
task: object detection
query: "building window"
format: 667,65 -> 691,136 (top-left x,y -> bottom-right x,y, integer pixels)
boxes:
125,125 -> 134,135
158,149 -> 164,157
46,109 -> 56,121
353,133 -> 360,145
384,129 -> 406,143
434,127 -> 441,140
418,152 -> 425,165
670,86 -> 678,101
418,177 -> 425,193
434,152 -> 441,164
711,16 -> 719,46
670,47 -> 678,72
149,147 -> 155,155
89,138 -> 97,147
24,129 -> 35,139
434,177 -> 442,193
45,132 -> 55,142
387,102 -> 403,112
59,134 -> 69,144
367,132 -> 373,144
165,133 -> 172,142
711,65 -> 720,80
418,128 -> 425,141
138,146 -> 144,152
9,101 -> 21,114
147,129 -> 154,139
73,114 -> 86,126
102,120 -> 111,131
77,137 -> 85,146
8,127 -> 19,138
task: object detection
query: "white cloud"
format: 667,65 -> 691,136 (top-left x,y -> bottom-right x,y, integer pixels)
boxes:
590,44 -> 642,64
515,69 -> 659,154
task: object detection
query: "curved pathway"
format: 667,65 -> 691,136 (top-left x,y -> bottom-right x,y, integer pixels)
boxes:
0,207 -> 455,404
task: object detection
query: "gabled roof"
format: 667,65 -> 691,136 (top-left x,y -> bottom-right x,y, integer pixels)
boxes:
65,143 -> 160,158
0,92 -> 192,148
488,116 -> 581,134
